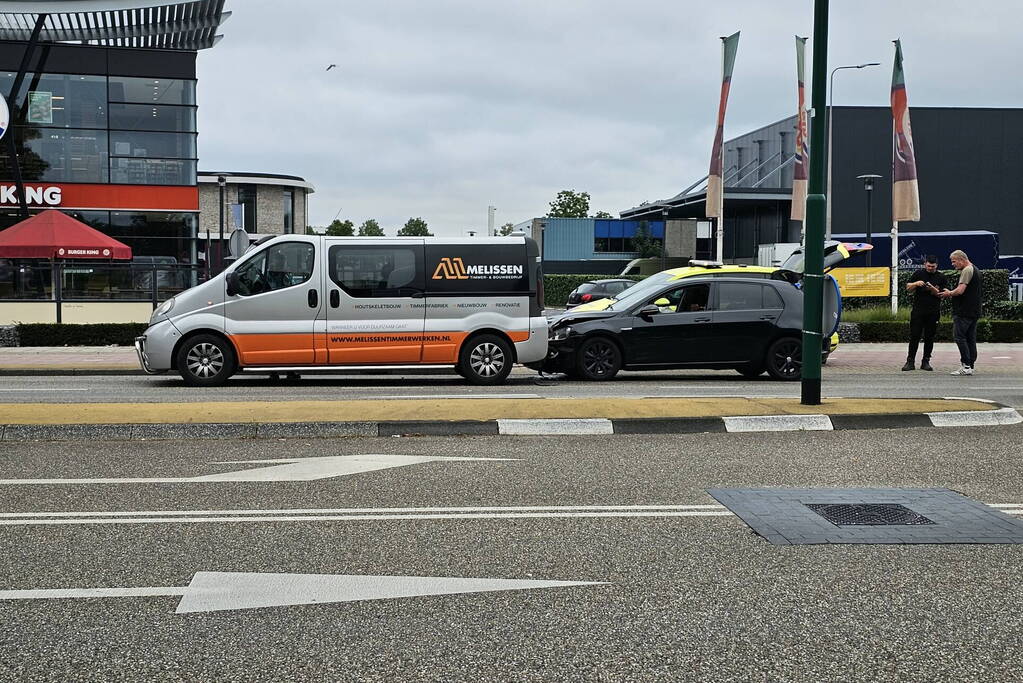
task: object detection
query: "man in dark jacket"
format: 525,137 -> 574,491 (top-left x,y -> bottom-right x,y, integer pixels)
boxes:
940,250 -> 983,375
902,255 -> 948,371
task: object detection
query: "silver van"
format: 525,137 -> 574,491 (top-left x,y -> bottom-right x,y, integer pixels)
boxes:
135,235 -> 547,386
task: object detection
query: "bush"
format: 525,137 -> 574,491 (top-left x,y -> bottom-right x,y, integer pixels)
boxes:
543,274 -> 643,307
842,269 -> 1009,313
16,323 -> 148,346
855,320 -> 1022,343
986,300 -> 1023,321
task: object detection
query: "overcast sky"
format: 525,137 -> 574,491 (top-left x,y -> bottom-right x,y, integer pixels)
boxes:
196,1 -> 1022,236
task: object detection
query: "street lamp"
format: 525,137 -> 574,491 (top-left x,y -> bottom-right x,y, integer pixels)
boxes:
825,62 -> 880,239
660,206 -> 669,272
856,174 -> 882,267
217,175 -> 226,272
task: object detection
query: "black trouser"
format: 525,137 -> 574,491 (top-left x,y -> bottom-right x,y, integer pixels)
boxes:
907,309 -> 939,362
953,315 -> 979,368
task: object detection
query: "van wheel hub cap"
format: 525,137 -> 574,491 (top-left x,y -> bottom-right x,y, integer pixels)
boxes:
186,343 -> 224,378
470,343 -> 505,377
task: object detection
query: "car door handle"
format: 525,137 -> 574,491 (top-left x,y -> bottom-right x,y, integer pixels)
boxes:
330,290 -> 340,308
308,289 -> 318,308
760,315 -> 776,320
694,317 -> 711,323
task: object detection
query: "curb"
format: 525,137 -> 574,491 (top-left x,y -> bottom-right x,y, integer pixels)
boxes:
1,406 -> 1019,441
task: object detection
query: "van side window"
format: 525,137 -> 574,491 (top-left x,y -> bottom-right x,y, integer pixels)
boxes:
233,242 -> 315,296
329,246 -> 419,298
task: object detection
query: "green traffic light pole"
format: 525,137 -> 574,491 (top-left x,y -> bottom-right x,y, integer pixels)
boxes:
801,0 -> 829,405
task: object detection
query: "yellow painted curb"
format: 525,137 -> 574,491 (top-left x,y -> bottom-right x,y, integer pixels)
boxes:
0,397 -> 996,426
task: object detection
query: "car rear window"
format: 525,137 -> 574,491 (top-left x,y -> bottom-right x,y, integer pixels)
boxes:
575,283 -> 601,293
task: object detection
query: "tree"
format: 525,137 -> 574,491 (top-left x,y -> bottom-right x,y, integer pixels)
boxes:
547,190 -> 590,218
631,221 -> 663,258
324,219 -> 355,237
498,222 -> 516,236
358,219 -> 385,236
304,226 -> 320,235
593,211 -> 614,219
397,217 -> 433,237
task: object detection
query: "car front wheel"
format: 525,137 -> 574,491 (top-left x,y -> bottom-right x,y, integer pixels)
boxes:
176,334 -> 236,387
576,336 -> 621,381
765,337 -> 802,381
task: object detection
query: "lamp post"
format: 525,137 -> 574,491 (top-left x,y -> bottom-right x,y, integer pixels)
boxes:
660,207 -> 669,272
856,174 -> 882,266
217,175 -> 226,272
825,62 -> 880,239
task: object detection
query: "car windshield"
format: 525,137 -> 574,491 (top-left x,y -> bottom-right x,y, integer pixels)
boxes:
605,271 -> 676,310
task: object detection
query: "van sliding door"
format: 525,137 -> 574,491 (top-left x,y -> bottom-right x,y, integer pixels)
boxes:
324,241 -> 427,365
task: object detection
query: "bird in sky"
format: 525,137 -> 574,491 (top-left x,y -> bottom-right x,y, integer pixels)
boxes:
325,64 -> 337,71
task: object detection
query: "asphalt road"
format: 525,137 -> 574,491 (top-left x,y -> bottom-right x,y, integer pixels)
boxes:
1,427 -> 1022,681
3,367 -> 1021,409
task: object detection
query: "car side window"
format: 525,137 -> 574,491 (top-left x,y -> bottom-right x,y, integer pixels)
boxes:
329,246 -> 420,298
233,242 -> 315,296
717,282 -> 765,311
647,283 -> 710,313
764,285 -> 784,309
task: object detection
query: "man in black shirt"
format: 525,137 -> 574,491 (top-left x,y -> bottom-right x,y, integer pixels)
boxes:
939,249 -> 983,375
902,255 -> 948,371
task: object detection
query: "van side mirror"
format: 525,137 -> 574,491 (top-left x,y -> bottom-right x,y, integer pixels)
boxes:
225,271 -> 240,297
638,304 -> 660,318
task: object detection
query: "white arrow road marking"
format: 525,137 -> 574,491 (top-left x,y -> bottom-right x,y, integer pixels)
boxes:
0,504 -> 732,526
0,454 -> 517,485
0,572 -> 607,614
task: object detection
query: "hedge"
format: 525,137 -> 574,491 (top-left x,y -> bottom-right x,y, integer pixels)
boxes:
543,274 -> 643,307
857,320 -> 1023,343
986,300 -> 1023,321
16,323 -> 148,347
843,269 -> 1009,312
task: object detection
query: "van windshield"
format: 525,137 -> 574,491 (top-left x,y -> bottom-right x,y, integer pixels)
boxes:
605,271 -> 676,310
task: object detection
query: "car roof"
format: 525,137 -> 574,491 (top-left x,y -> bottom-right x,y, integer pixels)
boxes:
664,264 -> 775,281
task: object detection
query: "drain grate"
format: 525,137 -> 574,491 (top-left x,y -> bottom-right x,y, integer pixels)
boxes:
806,503 -> 935,526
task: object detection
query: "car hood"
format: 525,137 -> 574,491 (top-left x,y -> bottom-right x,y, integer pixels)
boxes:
548,309 -> 619,327
565,297 -> 615,312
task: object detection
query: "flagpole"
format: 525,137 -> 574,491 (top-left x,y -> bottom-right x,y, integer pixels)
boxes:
890,48 -> 899,315
716,36 -> 725,263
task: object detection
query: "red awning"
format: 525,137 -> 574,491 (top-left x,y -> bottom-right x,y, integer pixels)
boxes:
0,210 -> 132,259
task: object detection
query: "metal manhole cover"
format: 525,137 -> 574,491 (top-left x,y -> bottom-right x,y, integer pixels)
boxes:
806,503 -> 935,526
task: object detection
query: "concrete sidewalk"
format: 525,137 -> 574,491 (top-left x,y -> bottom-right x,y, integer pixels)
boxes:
0,342 -> 1019,375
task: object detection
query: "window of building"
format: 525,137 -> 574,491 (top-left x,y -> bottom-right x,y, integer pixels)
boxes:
233,242 -> 315,296
237,185 -> 257,232
110,157 -> 194,185
0,72 -> 107,128
109,131 -> 196,159
0,127 -> 109,183
108,103 -> 196,133
283,189 -> 294,234
107,77 -> 196,105
328,245 -> 419,297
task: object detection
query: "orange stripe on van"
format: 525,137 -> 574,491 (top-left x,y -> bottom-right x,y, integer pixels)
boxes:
229,334 -> 316,365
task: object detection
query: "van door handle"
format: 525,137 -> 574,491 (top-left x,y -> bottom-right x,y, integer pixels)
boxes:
694,317 -> 711,323
308,289 -> 318,308
760,315 -> 776,320
330,290 -> 340,308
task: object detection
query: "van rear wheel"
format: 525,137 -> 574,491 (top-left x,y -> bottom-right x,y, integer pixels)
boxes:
458,334 -> 513,386
176,334 -> 236,387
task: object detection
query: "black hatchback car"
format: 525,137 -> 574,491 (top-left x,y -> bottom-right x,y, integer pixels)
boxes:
565,278 -> 635,309
534,276 -> 814,381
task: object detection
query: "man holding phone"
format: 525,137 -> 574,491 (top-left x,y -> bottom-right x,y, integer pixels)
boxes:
903,255 -> 948,371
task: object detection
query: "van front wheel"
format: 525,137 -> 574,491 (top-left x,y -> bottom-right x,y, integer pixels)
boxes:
176,334 -> 236,387
458,335 -> 513,386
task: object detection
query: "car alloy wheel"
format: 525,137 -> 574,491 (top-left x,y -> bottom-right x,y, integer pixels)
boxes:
577,337 -> 621,381
186,342 -> 224,379
176,334 -> 236,387
766,337 -> 802,381
459,334 -> 513,386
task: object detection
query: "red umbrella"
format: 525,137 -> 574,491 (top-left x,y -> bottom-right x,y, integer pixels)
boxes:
0,209 -> 132,259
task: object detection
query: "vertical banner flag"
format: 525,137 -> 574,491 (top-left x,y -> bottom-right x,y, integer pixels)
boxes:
0,93 -> 8,141
891,39 -> 920,222
791,36 -> 809,222
706,31 -> 740,219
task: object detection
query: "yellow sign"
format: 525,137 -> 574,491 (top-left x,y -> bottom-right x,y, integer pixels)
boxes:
830,267 -> 891,297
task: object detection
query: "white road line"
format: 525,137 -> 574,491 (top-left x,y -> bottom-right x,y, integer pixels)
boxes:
369,394 -> 541,400
0,388 -> 91,392
0,504 -> 727,519
0,511 -> 736,526
991,357 -> 1014,359
0,587 -> 185,600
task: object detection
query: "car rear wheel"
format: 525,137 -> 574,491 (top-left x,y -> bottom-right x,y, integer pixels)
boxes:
576,336 -> 621,381
765,337 -> 802,381
458,334 -> 513,386
176,334 -> 236,387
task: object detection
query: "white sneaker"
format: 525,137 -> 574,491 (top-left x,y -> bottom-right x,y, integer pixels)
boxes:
950,365 -> 974,376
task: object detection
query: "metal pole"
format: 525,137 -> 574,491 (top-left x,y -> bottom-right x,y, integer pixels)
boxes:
5,14 -> 47,220
715,38 -> 725,263
865,186 -> 873,267
217,176 -> 226,273
825,70 -> 835,240
800,0 -> 829,406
